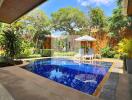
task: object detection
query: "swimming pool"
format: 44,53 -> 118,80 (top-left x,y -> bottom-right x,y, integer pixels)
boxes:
25,58 -> 112,95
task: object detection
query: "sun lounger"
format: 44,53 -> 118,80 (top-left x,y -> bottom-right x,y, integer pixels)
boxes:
83,48 -> 94,60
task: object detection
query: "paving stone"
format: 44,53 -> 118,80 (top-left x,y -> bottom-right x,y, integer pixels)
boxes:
0,67 -> 100,100
100,88 -> 116,100
0,84 -> 14,100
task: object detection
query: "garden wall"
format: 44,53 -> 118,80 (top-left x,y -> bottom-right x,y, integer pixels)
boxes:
92,28 -> 132,54
92,32 -> 109,54
122,28 -> 132,39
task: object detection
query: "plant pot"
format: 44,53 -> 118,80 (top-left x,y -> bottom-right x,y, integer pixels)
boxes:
126,59 -> 132,74
123,55 -> 127,71
123,58 -> 127,71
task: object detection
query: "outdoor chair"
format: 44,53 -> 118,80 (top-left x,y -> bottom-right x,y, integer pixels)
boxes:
83,48 -> 94,60
74,48 -> 84,58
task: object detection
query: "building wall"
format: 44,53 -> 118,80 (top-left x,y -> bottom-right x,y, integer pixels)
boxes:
49,35 -> 81,52
66,35 -> 81,52
43,37 -> 51,49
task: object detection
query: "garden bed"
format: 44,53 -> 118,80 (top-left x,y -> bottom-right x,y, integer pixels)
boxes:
0,57 -> 23,68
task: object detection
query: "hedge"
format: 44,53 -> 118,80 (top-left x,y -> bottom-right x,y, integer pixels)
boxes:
39,49 -> 54,57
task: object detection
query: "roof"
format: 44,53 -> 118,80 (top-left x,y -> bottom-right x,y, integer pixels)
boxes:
0,0 -> 46,23
75,35 -> 96,42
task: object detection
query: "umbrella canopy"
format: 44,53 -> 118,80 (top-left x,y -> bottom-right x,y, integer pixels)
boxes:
75,35 -> 96,42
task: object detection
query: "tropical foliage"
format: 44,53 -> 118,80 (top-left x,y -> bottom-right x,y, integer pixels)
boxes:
39,49 -> 54,57
117,39 -> 132,58
1,29 -> 21,58
108,4 -> 127,39
19,40 -> 32,58
101,46 -> 116,58
108,0 -> 132,39
0,8 -> 52,58
88,7 -> 107,32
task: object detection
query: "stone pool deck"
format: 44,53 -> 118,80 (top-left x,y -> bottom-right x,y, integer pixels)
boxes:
0,66 -> 99,100
99,59 -> 132,100
0,58 -> 132,100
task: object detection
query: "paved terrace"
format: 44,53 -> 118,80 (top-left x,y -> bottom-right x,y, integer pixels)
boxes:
0,58 -> 131,100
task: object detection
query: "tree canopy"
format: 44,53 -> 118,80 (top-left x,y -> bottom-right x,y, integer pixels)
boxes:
51,7 -> 88,35
0,8 -> 52,58
88,7 -> 107,31
108,0 -> 132,39
23,8 -> 52,33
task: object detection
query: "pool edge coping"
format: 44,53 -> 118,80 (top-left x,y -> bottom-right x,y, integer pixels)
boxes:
92,61 -> 116,96
21,57 -> 116,97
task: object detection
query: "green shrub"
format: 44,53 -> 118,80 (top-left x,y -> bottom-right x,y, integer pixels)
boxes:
54,52 -> 76,56
29,54 -> 41,58
18,40 -> 32,58
114,54 -> 120,59
101,46 -> 116,58
0,56 -> 23,67
117,39 -> 132,58
2,29 -> 21,58
19,49 -> 32,58
40,49 -> 54,57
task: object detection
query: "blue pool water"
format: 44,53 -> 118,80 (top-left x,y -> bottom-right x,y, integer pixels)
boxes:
25,58 -> 112,95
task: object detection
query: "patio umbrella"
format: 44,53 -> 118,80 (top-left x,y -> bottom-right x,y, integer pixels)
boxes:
75,35 -> 96,42
75,35 -> 96,54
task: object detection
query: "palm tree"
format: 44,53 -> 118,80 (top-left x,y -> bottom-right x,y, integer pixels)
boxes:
2,29 -> 21,59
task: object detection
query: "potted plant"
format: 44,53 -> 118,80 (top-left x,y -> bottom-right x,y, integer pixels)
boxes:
117,39 -> 132,73
125,39 -> 132,74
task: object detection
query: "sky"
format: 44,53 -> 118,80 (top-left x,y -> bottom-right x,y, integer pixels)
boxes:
39,0 -> 117,17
